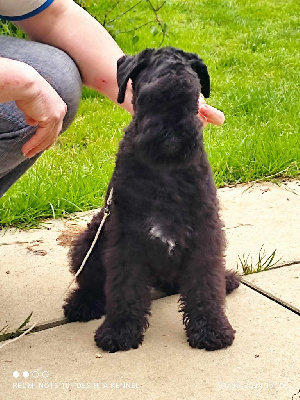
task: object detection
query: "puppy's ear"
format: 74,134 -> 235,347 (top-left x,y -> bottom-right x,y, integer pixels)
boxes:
191,58 -> 210,98
117,49 -> 152,104
183,52 -> 210,98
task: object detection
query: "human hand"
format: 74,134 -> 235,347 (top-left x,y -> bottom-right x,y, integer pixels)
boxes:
0,58 -> 67,158
17,74 -> 67,158
197,94 -> 225,127
0,61 -> 66,161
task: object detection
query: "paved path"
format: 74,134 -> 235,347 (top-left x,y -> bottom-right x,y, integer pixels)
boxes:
0,180 -> 299,400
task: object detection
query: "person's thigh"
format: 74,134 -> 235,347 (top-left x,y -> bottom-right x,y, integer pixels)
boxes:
0,36 -> 82,197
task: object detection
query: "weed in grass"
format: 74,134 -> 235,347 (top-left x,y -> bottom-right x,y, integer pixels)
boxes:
237,245 -> 282,275
0,312 -> 33,342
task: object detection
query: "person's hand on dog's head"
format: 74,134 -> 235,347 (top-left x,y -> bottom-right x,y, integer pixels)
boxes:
198,94 -> 225,127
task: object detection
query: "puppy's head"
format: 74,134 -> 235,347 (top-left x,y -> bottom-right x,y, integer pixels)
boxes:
117,47 -> 210,167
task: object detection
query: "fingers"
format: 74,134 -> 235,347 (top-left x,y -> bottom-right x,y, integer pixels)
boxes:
197,94 -> 225,127
199,104 -> 225,126
14,70 -> 68,158
21,112 -> 65,158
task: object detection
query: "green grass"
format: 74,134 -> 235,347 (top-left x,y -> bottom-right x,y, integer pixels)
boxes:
0,0 -> 299,227
0,312 -> 33,344
237,245 -> 282,275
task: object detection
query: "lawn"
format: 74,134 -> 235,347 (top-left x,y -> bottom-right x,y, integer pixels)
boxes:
0,0 -> 299,227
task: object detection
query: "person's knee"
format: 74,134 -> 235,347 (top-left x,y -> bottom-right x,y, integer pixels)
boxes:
38,45 -> 82,132
0,36 -> 82,131
46,47 -> 82,131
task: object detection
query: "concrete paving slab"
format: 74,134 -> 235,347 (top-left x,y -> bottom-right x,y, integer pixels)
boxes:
0,215 -> 163,330
0,181 -> 299,331
219,180 -> 300,271
0,286 -> 299,400
0,217 -> 91,330
243,263 -> 300,313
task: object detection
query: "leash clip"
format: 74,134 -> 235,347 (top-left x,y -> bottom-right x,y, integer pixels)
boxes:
104,205 -> 111,216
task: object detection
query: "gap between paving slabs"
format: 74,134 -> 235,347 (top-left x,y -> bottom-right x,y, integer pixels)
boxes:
0,288 -> 166,343
242,261 -> 300,316
2,263 -> 299,343
242,280 -> 300,316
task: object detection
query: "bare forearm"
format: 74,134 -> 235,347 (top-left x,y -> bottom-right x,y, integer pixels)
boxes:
17,0 -> 133,113
0,57 -> 38,102
15,0 -> 224,124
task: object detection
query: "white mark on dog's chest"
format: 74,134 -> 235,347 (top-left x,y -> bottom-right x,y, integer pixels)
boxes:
149,224 -> 176,254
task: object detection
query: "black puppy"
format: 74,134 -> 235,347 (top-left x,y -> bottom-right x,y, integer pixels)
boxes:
63,47 -> 240,352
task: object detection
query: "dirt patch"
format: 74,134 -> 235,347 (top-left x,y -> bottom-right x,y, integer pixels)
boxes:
56,226 -> 85,247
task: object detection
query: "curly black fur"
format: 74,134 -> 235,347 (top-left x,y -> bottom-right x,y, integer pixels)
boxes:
63,47 -> 240,352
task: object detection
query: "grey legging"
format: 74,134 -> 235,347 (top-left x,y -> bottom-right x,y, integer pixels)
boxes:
0,36 -> 82,197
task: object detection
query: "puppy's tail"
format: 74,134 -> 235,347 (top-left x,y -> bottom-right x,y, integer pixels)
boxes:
225,270 -> 241,295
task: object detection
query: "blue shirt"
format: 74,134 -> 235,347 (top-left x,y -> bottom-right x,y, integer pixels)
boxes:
0,0 -> 55,21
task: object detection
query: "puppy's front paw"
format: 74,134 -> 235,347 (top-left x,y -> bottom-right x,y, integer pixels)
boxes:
63,289 -> 105,322
186,315 -> 235,351
94,320 -> 144,352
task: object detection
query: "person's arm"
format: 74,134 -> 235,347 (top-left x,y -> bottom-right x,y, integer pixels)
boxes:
17,0 -> 224,125
10,0 -> 223,158
16,0 -> 133,114
0,57 -> 67,158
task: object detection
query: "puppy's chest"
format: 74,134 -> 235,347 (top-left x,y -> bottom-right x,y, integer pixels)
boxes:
145,217 -> 192,255
144,199 -> 195,255
118,164 -> 200,254
148,221 -> 176,254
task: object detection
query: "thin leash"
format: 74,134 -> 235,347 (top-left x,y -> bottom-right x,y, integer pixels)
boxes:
0,188 -> 113,350
62,187 -> 114,298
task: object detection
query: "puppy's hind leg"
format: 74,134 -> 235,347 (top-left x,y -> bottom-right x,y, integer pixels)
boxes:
63,211 -> 107,322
